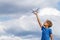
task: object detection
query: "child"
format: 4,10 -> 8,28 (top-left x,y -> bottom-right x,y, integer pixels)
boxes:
33,11 -> 53,40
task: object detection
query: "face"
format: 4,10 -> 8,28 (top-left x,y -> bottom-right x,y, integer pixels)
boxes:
43,21 -> 49,27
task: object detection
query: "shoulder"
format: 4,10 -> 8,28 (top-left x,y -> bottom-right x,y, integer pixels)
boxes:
41,26 -> 45,30
49,28 -> 52,31
49,28 -> 52,34
42,26 -> 45,28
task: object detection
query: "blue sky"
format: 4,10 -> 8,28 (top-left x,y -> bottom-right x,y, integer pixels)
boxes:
0,0 -> 60,40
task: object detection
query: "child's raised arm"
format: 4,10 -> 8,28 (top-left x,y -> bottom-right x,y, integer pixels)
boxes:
33,12 -> 42,28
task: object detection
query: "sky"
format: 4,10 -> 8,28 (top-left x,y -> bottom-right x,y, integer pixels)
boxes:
0,0 -> 60,40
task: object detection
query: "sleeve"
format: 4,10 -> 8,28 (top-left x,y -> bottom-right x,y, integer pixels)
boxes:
41,26 -> 45,30
49,29 -> 52,34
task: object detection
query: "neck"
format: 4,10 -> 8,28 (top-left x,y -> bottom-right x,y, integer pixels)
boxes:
45,26 -> 48,28
46,26 -> 48,28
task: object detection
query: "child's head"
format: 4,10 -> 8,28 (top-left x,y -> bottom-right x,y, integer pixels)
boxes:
43,20 -> 53,28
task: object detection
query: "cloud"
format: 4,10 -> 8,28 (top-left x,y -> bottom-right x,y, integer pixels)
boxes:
0,0 -> 60,15
39,8 -> 60,16
0,3 -> 23,14
0,36 -> 23,40
0,35 -> 41,40
0,0 -> 59,22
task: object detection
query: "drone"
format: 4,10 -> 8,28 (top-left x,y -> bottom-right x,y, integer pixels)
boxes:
32,8 -> 39,13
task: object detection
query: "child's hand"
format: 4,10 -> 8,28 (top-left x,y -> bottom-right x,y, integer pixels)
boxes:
32,10 -> 38,15
32,8 -> 39,15
34,13 -> 38,16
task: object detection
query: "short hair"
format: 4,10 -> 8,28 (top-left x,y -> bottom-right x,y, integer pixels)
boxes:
46,20 -> 53,28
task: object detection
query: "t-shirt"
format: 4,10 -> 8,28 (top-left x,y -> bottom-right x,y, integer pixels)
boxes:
41,26 -> 52,40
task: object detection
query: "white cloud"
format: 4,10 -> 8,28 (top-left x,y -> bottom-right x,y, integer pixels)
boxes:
0,35 -> 41,40
0,36 -> 23,40
18,15 -> 40,31
39,8 -> 60,16
1,15 -> 39,31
